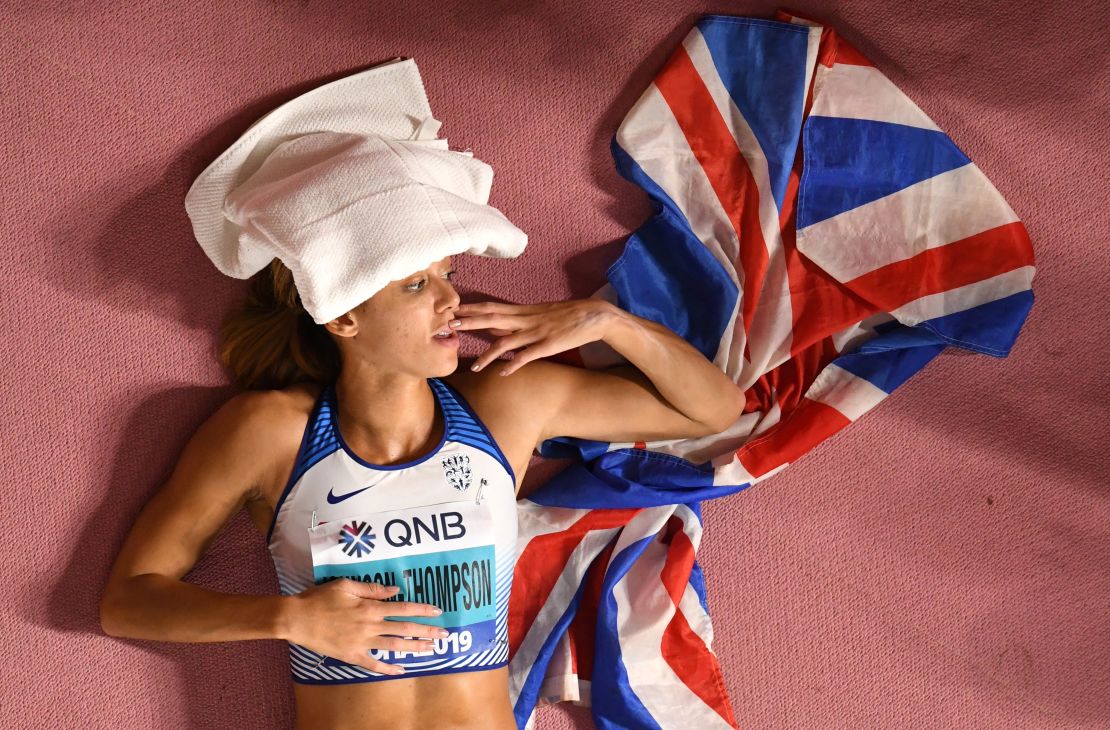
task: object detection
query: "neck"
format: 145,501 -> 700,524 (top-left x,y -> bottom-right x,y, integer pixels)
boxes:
332,369 -> 441,466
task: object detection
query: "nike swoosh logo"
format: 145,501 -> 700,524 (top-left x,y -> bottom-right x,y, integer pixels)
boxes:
326,485 -> 371,504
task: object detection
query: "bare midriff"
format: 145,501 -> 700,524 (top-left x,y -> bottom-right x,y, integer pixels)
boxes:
291,665 -> 518,730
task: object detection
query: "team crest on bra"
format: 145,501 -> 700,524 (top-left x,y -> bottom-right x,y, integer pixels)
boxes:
441,453 -> 471,492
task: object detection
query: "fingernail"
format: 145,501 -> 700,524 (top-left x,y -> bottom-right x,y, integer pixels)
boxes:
437,629 -> 449,637
432,607 -> 443,614
450,319 -> 461,327
394,666 -> 405,674
471,364 -> 480,371
499,370 -> 507,376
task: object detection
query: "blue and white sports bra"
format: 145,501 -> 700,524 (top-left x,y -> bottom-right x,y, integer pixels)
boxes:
266,377 -> 518,684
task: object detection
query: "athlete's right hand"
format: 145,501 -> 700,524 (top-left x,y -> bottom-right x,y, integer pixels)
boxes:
281,579 -> 447,675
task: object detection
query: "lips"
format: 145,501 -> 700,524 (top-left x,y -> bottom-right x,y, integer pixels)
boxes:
432,320 -> 457,342
432,329 -> 459,347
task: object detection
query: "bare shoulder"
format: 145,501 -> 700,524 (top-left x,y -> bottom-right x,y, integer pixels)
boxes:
101,383 -> 326,584
264,379 -> 326,417
442,358 -> 572,455
225,381 -> 322,437
440,360 -> 563,495
444,356 -> 721,453
247,380 -> 325,489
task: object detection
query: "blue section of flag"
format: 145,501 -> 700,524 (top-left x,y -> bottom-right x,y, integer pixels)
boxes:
609,124 -> 738,362
799,117 -> 972,227
591,533 -> 663,729
832,318 -> 949,394
917,290 -> 1035,358
697,15 -> 813,211
527,449 -> 743,510
607,209 -> 739,363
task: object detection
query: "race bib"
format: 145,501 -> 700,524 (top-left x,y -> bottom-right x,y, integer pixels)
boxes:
307,498 -> 499,663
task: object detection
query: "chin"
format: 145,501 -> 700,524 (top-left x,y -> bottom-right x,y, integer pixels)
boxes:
430,356 -> 460,378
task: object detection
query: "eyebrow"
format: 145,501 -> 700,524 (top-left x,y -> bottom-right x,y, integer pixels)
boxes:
406,261 -> 454,281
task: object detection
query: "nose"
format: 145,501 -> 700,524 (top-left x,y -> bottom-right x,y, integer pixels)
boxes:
436,276 -> 460,311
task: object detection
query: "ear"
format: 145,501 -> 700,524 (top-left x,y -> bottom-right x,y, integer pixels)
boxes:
325,311 -> 360,338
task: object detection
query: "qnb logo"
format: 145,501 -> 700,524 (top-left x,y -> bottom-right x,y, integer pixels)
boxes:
339,520 -> 377,558
384,512 -> 466,547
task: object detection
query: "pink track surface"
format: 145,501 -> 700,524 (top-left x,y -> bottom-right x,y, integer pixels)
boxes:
1,2 -> 1106,728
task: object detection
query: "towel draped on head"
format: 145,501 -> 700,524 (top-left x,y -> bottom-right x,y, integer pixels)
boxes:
184,57 -> 528,324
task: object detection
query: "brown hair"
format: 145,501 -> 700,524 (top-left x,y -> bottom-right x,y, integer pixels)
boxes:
218,258 -> 343,391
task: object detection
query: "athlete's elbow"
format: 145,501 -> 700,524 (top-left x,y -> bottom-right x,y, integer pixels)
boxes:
700,401 -> 743,434
100,577 -> 141,638
709,390 -> 745,432
99,585 -> 126,637
100,598 -> 122,638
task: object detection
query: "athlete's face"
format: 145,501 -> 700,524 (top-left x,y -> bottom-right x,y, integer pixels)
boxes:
326,255 -> 462,378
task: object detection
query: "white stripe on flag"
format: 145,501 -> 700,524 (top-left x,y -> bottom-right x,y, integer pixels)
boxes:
809,62 -> 942,131
508,526 -> 623,705
682,24 -> 798,386
890,265 -> 1035,330
805,361 -> 889,422
612,507 -> 735,728
796,163 -> 1021,281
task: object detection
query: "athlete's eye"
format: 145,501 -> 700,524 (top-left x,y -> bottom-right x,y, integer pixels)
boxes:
406,270 -> 457,292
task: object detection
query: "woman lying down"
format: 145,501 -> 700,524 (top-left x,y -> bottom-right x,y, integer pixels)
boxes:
99,60 -> 741,730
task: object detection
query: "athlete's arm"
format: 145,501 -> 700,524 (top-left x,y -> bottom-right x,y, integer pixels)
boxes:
512,359 -> 738,449
99,390 -> 290,643
451,357 -> 731,456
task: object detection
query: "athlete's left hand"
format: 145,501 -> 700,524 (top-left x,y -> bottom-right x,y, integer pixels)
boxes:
451,298 -> 614,376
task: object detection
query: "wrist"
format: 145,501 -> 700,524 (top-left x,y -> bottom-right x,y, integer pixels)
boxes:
597,301 -> 641,351
596,299 -> 631,342
271,594 -> 299,642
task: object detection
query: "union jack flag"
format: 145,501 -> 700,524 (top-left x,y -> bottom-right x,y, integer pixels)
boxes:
507,9 -> 1035,729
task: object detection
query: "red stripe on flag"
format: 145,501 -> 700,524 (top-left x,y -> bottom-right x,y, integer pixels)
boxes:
567,537 -> 618,683
827,36 -> 874,68
508,508 -> 639,660
845,221 -> 1035,313
744,334 -> 842,419
658,516 -> 738,727
736,396 -> 851,478
653,43 -> 769,365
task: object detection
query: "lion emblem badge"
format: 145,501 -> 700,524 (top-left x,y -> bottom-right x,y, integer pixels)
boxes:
441,453 -> 472,492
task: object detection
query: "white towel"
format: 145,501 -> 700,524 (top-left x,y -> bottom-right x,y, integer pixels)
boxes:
184,57 -> 528,324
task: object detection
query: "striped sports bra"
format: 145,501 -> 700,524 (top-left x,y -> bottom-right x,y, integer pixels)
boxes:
266,377 -> 518,684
